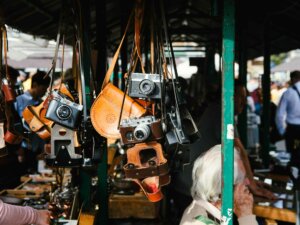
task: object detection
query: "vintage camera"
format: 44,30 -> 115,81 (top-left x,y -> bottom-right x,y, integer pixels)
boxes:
128,73 -> 163,100
45,91 -> 83,129
119,116 -> 163,145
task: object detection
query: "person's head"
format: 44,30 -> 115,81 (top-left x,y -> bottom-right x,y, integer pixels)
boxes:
234,80 -> 247,115
191,144 -> 248,204
31,71 -> 50,98
290,71 -> 300,85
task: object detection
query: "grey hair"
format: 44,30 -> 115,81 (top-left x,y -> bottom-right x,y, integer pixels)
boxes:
191,144 -> 242,202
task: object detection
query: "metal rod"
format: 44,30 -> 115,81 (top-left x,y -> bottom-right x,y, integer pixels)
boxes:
221,0 -> 235,224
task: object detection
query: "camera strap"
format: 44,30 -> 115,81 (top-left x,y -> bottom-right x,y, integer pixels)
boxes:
1,26 -> 10,82
134,0 -> 145,74
101,12 -> 133,91
159,0 -> 187,142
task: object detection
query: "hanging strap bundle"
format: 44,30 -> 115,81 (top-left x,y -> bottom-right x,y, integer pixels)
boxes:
90,12 -> 146,139
1,26 -> 15,103
22,19 -> 64,141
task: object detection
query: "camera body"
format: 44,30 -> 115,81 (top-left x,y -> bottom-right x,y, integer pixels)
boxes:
128,73 -> 162,100
119,116 -> 163,145
46,91 -> 83,129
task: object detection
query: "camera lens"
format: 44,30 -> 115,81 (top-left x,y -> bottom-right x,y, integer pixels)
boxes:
139,79 -> 155,96
56,105 -> 72,120
133,124 -> 150,141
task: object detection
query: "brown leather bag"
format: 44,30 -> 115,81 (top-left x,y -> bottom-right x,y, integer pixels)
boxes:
4,130 -> 22,145
23,104 -> 52,141
1,79 -> 15,103
123,141 -> 170,202
91,13 -> 146,139
22,83 -> 74,140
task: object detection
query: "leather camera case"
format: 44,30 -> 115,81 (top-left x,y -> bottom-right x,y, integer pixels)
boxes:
1,80 -> 16,102
4,130 -> 23,145
91,83 -> 146,139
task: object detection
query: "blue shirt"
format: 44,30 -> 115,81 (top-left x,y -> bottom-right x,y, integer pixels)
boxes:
14,91 -> 45,152
276,81 -> 300,135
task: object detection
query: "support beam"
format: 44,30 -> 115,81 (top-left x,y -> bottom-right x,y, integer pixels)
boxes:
95,0 -> 108,224
221,0 -> 235,224
262,20 -> 271,167
79,0 -> 92,210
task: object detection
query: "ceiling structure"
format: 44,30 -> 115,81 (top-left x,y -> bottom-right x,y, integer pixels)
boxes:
0,0 -> 300,59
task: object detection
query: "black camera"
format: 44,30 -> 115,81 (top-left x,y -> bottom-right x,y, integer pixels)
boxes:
45,91 -> 83,129
119,116 -> 163,145
128,73 -> 162,100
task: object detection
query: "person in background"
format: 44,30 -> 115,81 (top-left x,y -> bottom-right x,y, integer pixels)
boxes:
276,70 -> 300,182
246,90 -> 260,152
180,145 -> 258,225
171,80 -> 275,222
0,199 -> 50,225
14,71 -> 50,173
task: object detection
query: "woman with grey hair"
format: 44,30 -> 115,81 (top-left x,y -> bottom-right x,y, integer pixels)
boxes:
180,144 -> 258,225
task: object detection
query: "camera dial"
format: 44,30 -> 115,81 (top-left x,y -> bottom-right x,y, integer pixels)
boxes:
139,79 -> 155,96
56,105 -> 72,120
133,124 -> 150,141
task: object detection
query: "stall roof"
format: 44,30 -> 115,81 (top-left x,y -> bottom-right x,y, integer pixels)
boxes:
0,0 -> 300,59
271,57 -> 300,73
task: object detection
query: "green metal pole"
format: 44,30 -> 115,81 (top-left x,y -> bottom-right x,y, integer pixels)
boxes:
221,0 -> 235,224
262,20 -> 271,167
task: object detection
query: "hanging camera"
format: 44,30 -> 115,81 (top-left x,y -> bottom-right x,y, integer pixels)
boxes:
46,90 -> 83,129
119,116 -> 163,145
128,73 -> 162,100
165,111 -> 191,171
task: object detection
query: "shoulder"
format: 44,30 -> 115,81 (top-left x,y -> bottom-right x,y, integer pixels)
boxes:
180,202 -> 211,225
279,87 -> 295,100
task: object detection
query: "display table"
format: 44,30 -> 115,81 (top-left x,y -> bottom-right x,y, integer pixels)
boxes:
109,192 -> 159,219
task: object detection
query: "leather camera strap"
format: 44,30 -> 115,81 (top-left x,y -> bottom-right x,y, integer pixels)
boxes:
134,0 -> 145,74
58,35 -> 66,91
150,7 -> 155,74
2,26 -> 9,81
159,0 -> 185,133
101,12 -> 133,90
124,161 -> 169,179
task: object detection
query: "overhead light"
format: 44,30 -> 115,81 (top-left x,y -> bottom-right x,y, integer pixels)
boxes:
182,19 -> 188,26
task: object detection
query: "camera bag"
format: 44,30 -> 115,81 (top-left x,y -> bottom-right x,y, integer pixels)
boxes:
123,141 -> 170,202
23,103 -> 52,141
91,13 -> 146,139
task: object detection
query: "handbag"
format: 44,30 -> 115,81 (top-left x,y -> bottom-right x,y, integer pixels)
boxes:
91,13 -> 146,139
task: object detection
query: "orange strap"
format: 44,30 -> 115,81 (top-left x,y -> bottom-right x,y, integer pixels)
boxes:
101,12 -> 133,90
1,26 -> 9,81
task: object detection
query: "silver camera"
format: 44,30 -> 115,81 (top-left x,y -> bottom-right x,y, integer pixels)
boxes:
45,91 -> 83,129
119,116 -> 163,145
128,73 -> 162,100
